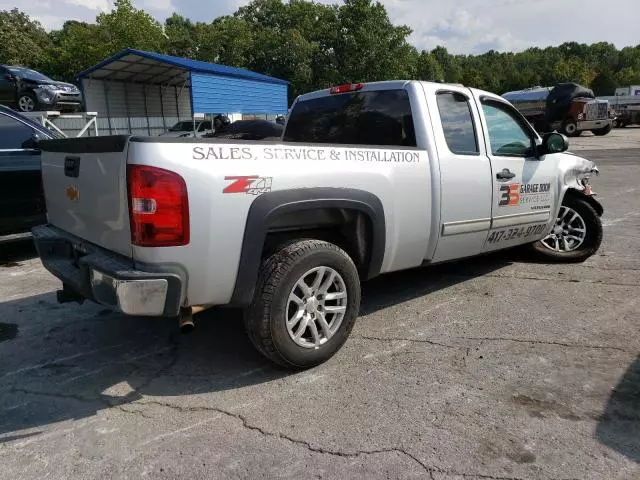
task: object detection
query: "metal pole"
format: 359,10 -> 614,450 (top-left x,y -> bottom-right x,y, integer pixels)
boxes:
159,85 -> 167,131
123,81 -> 133,134
103,81 -> 113,135
175,85 -> 180,119
142,84 -> 151,135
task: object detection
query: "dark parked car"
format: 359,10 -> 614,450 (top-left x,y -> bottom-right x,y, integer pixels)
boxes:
0,105 -> 58,239
159,120 -> 213,138
211,119 -> 284,140
0,65 -> 83,113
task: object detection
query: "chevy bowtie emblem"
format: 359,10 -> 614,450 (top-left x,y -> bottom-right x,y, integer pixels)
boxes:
66,185 -> 79,202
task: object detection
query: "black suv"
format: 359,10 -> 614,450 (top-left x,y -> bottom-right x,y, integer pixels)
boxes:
0,65 -> 83,113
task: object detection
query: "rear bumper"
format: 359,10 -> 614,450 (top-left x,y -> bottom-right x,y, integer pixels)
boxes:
32,224 -> 182,317
578,119 -> 611,131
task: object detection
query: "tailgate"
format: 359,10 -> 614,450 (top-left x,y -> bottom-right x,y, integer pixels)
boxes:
38,135 -> 132,257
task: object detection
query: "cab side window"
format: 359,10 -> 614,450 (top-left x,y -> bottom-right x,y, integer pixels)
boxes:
0,113 -> 36,150
482,101 -> 534,157
436,92 -> 479,155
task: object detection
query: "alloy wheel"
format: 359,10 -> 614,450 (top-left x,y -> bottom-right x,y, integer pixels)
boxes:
541,206 -> 587,252
286,266 -> 347,349
18,96 -> 35,112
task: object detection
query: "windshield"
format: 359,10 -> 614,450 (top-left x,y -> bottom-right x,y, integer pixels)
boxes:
169,121 -> 200,132
7,67 -> 54,83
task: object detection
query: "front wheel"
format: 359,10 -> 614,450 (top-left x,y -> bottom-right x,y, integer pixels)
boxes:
562,120 -> 581,137
531,195 -> 603,263
245,239 -> 361,369
592,124 -> 612,136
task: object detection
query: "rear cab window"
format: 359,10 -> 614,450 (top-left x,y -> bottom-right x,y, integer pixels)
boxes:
284,89 -> 416,147
436,92 -> 479,155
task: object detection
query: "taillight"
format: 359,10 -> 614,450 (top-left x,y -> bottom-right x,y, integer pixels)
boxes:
127,165 -> 189,247
329,83 -> 364,94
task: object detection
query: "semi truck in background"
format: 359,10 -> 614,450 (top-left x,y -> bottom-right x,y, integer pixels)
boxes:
503,83 -> 612,137
603,86 -> 640,128
615,86 -> 640,97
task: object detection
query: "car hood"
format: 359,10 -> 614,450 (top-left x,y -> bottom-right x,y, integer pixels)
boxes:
33,80 -> 80,91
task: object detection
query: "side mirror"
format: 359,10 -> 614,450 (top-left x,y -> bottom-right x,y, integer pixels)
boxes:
539,132 -> 568,156
22,132 -> 42,150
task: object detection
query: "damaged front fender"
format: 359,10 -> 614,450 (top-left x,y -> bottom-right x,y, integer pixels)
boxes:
556,153 -> 603,216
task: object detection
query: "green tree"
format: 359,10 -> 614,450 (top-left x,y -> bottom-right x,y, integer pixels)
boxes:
48,21 -> 108,81
332,0 -> 418,83
615,67 -> 640,87
461,67 -> 485,89
197,16 -> 255,67
5,6 -> 640,102
96,0 -> 166,54
0,8 -> 52,69
591,70 -> 618,96
417,51 -> 444,82
165,14 -> 198,58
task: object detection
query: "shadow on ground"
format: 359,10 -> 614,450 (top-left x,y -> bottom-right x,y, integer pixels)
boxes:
0,251 -> 510,441
0,237 -> 38,266
597,356 -> 640,462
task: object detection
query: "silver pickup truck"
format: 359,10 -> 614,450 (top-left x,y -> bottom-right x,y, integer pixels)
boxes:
33,81 -> 603,368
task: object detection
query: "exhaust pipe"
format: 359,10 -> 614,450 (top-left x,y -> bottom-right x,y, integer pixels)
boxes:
177,305 -> 212,334
178,307 -> 195,334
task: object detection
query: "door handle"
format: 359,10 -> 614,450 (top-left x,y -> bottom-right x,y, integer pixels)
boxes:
496,168 -> 516,180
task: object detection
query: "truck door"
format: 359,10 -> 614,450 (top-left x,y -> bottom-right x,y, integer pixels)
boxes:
421,83 -> 493,263
472,94 -> 557,251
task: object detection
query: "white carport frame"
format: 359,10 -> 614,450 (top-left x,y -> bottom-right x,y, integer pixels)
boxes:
78,50 -> 194,136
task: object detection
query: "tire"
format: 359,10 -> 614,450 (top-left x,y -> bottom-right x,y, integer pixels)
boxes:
531,195 -> 603,263
592,124 -> 612,136
245,239 -> 361,369
561,120 -> 580,137
17,92 -> 38,112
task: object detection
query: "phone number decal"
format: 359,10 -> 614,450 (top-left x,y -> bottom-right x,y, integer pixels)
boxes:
487,223 -> 548,244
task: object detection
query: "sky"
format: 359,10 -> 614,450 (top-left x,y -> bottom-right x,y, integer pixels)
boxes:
6,0 -> 639,55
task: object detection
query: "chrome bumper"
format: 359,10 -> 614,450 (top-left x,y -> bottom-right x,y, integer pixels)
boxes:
32,224 -> 182,317
578,119 -> 612,131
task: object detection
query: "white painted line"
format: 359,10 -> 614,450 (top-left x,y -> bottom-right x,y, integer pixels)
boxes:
59,346 -> 174,385
1,342 -> 130,378
138,415 -> 223,447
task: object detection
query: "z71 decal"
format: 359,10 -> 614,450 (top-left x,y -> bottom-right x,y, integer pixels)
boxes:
487,223 -> 548,244
223,176 -> 272,195
498,183 -> 552,207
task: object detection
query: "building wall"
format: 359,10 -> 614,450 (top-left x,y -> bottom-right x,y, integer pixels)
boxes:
81,79 -> 192,135
79,72 -> 287,136
191,73 -> 287,115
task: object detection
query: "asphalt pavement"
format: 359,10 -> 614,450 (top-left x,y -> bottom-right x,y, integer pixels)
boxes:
1,147 -> 639,480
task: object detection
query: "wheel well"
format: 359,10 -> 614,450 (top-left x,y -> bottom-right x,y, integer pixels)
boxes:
564,188 -> 604,216
263,207 -> 373,277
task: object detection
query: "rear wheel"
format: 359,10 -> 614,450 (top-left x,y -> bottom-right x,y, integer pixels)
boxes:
531,195 -> 602,263
245,239 -> 361,369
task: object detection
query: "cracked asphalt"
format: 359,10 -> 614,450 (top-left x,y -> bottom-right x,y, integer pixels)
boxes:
1,146 -> 639,480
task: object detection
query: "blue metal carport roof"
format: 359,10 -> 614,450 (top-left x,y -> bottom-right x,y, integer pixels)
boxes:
78,48 -> 289,115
